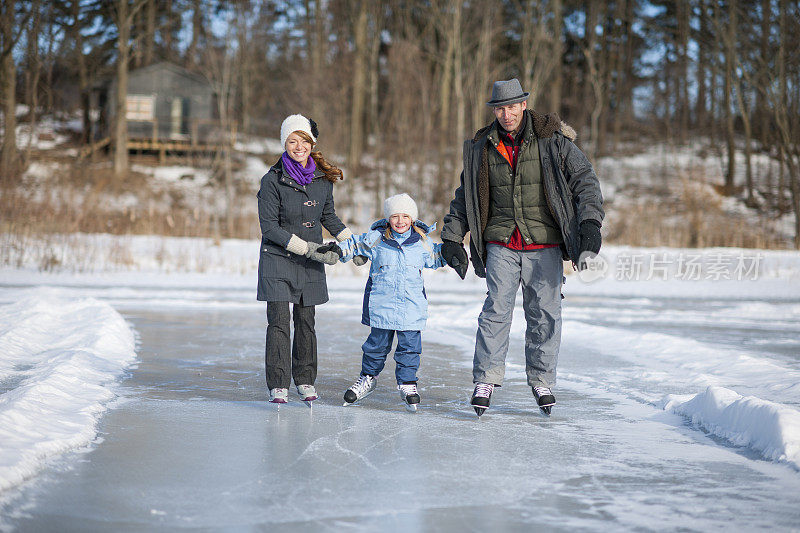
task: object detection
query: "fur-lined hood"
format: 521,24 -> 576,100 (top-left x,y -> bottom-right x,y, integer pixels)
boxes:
474,109 -> 576,142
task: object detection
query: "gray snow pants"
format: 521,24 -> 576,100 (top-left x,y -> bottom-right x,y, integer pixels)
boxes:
473,244 -> 563,388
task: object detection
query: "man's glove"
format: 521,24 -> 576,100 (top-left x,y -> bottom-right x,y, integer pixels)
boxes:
578,220 -> 602,255
352,255 -> 368,266
305,242 -> 342,265
441,239 -> 468,279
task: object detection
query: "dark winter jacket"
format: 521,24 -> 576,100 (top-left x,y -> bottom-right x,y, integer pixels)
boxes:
441,109 -> 604,277
483,116 -> 563,245
256,159 -> 346,304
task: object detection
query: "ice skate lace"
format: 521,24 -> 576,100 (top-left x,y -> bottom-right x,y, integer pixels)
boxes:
474,383 -> 494,398
533,386 -> 552,397
399,383 -> 418,395
352,375 -> 374,394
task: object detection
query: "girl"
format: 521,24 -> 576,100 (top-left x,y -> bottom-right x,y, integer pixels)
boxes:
257,114 -> 353,404
338,193 -> 449,411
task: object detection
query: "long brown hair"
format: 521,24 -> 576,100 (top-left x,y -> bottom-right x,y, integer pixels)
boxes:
296,131 -> 343,183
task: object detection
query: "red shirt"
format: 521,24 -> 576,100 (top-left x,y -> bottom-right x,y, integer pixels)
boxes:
488,128 -> 559,251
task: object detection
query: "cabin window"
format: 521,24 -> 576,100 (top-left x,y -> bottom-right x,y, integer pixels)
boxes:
126,94 -> 155,121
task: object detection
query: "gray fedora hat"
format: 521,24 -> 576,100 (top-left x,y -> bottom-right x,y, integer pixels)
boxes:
486,78 -> 530,107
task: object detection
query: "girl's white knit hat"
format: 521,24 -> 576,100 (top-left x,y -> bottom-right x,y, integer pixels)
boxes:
384,193 -> 418,221
280,114 -> 317,147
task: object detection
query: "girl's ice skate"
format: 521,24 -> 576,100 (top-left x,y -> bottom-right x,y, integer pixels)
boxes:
343,374 -> 376,405
398,383 -> 421,412
269,387 -> 288,404
297,384 -> 318,406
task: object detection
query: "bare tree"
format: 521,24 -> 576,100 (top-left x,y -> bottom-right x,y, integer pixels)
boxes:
23,0 -> 44,163
348,0 -> 368,177
111,0 -> 148,180
548,0 -> 563,114
0,0 -> 32,180
723,0 -> 737,195
199,13 -> 238,238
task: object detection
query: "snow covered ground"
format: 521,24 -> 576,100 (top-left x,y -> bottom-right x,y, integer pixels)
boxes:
1,236 -> 800,529
0,290 -> 137,493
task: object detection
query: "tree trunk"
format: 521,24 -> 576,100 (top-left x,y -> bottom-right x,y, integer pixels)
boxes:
584,0 -> 602,157
69,0 -> 91,145
758,0 -> 771,148
187,0 -> 203,67
548,0 -> 562,114
367,2 -> 381,140
453,0 -> 464,191
611,0 -> 626,150
696,0 -> 708,130
1,0 -> 18,180
114,0 -> 131,179
777,0 -> 788,213
723,0 -> 737,195
472,6 -> 494,132
113,0 -> 147,179
677,0 -> 690,142
24,0 -> 42,162
438,0 -> 455,140
347,1 -> 368,176
580,1 -> 599,136
144,0 -> 155,66
735,81 -> 754,205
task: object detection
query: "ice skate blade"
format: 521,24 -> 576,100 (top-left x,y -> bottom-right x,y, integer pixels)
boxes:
539,406 -> 552,416
473,406 -> 486,417
405,403 -> 418,412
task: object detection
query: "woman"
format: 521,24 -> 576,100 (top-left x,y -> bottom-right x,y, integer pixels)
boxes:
257,114 -> 352,404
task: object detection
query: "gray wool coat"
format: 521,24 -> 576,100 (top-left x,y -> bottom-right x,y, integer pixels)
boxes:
256,159 -> 346,304
441,110 -> 604,277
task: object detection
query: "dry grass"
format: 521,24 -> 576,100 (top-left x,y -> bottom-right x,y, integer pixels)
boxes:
1,161 -> 261,241
605,169 -> 788,250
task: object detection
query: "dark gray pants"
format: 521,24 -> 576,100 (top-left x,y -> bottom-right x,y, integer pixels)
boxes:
473,244 -> 563,388
265,301 -> 316,390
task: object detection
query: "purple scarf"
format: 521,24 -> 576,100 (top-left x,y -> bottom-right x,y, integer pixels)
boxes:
281,152 -> 316,186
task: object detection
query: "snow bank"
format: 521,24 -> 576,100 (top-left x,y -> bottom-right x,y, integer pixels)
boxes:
660,387 -> 800,470
0,289 -> 137,492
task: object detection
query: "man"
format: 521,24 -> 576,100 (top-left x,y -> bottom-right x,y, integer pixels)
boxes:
440,79 -> 603,416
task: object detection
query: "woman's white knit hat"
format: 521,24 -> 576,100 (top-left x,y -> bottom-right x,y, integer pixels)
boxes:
384,193 -> 418,221
280,114 -> 317,147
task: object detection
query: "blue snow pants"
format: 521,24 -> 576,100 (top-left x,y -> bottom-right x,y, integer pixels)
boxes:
361,327 -> 422,384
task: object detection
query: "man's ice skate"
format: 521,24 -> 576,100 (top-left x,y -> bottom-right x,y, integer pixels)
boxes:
398,383 -> 420,412
343,374 -> 376,405
296,384 -> 318,406
470,382 -> 494,417
269,387 -> 288,404
533,386 -> 556,415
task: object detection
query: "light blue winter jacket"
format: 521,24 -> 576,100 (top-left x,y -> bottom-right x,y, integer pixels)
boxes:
339,219 -> 445,331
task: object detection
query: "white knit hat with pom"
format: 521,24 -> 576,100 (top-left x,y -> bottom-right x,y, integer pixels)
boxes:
280,114 -> 317,147
383,193 -> 418,221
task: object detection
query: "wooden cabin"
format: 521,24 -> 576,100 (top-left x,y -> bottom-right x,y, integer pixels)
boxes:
87,62 -> 230,160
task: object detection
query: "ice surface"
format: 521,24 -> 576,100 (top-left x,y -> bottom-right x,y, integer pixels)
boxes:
0,288 -> 137,493
2,247 -> 800,528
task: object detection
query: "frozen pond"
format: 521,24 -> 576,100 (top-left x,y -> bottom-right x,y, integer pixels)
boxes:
1,280 -> 800,531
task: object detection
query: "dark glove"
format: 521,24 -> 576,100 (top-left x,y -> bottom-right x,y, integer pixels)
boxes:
305,242 -> 342,265
316,242 -> 344,258
579,220 -> 602,255
352,255 -> 368,266
441,240 -> 468,280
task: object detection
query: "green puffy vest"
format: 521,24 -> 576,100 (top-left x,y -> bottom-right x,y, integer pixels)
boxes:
483,122 -> 563,245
